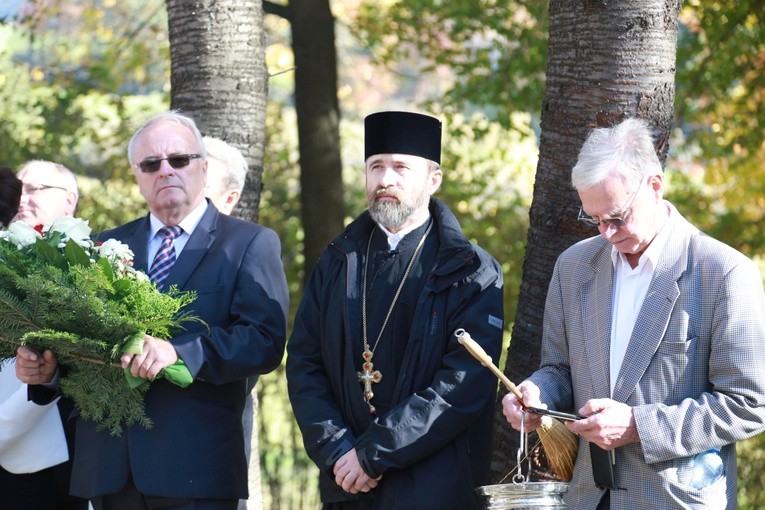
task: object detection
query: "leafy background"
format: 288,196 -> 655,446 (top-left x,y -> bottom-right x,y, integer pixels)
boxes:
1,1 -> 763,508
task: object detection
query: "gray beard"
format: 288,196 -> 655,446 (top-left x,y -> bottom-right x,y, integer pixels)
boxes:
368,200 -> 417,230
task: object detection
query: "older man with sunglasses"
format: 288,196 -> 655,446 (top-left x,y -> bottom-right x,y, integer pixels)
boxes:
503,118 -> 765,509
17,111 -> 289,510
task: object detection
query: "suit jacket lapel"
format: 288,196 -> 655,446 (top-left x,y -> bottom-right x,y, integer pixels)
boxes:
612,218 -> 689,403
582,243 -> 615,399
165,205 -> 218,291
120,216 -> 151,272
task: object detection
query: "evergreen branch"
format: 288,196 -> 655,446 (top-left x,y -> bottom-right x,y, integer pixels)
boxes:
0,222 -> 200,435
0,332 -> 121,367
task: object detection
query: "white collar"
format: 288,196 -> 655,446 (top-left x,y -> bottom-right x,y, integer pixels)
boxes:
149,200 -> 209,238
377,214 -> 431,250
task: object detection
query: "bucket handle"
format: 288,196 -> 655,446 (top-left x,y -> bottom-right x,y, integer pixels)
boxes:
513,412 -> 528,483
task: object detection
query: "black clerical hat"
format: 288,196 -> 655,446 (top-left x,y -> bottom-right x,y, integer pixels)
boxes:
364,111 -> 442,164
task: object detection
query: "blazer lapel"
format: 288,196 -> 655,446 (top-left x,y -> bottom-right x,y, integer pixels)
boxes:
120,216 -> 151,273
582,244 -> 615,399
612,218 -> 690,403
165,205 -> 218,291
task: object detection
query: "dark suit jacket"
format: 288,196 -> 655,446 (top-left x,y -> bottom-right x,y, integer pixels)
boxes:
69,202 -> 289,499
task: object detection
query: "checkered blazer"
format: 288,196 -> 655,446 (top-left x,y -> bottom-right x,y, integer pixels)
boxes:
529,205 -> 765,509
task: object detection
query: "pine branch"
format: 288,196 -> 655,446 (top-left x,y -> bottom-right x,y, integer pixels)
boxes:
0,229 -> 200,435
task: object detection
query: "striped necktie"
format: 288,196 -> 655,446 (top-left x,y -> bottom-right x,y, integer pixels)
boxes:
149,226 -> 183,289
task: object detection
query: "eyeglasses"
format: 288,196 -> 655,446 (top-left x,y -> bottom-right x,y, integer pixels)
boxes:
578,181 -> 643,229
22,183 -> 69,195
135,154 -> 202,173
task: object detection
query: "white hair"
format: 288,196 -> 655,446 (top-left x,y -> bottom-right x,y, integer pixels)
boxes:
571,117 -> 663,191
203,136 -> 248,192
127,110 -> 207,165
17,160 -> 79,198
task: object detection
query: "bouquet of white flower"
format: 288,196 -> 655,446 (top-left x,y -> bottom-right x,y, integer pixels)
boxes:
0,217 -> 199,435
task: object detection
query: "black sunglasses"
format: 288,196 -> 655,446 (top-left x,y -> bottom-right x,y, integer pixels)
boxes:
136,154 -> 202,173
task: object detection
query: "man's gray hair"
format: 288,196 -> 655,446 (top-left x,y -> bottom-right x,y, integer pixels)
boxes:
571,117 -> 663,191
127,110 -> 207,166
17,160 -> 79,198
203,136 -> 248,192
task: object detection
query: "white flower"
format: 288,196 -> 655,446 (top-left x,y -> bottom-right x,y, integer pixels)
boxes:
128,267 -> 150,282
47,217 -> 93,249
1,221 -> 42,248
93,239 -> 144,278
94,239 -> 134,264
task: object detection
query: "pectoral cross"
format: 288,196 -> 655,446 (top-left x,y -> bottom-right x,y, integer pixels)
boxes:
357,348 -> 382,414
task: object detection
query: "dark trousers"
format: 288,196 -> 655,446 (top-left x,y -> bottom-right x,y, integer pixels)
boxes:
91,476 -> 238,510
0,463 -> 89,510
0,396 -> 88,510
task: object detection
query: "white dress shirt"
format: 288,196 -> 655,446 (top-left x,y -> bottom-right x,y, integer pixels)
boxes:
147,200 -> 209,263
378,214 -> 430,251
609,205 -> 673,395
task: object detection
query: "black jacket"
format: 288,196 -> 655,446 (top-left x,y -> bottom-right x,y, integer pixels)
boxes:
287,198 -> 504,510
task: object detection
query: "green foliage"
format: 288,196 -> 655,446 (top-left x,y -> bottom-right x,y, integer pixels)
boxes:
3,0 -> 764,507
441,112 -> 536,314
675,3 -> 764,168
259,362 -> 321,510
665,168 -> 765,257
671,2 -> 765,258
76,176 -> 150,232
0,228 -> 198,436
354,1 -> 765,262
0,2 -> 169,180
738,434 -> 765,509
737,259 -> 765,509
354,0 -> 549,126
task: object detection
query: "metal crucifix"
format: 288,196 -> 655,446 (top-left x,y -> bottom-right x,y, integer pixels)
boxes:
357,348 -> 382,414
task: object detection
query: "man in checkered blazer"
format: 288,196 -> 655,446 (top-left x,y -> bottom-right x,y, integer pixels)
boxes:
503,118 -> 765,509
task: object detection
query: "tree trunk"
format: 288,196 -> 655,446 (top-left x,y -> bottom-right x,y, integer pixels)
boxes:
240,389 -> 263,510
166,0 -> 268,224
491,0 -> 681,483
290,0 -> 345,276
165,1 -> 267,507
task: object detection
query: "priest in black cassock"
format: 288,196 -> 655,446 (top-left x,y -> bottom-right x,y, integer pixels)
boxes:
286,111 -> 505,510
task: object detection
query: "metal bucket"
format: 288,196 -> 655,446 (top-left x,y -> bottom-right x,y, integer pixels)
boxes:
476,482 -> 568,509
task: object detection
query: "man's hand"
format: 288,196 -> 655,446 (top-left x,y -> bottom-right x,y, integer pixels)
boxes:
15,345 -> 58,385
120,335 -> 179,380
502,380 -> 544,432
333,449 -> 382,494
566,398 -> 639,450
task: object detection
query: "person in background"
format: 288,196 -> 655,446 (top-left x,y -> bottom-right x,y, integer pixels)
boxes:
287,111 -> 505,509
502,118 -> 765,509
13,160 -> 78,226
0,164 -> 88,510
200,135 -> 257,510
203,136 -> 247,216
0,166 -> 21,227
16,110 -> 290,510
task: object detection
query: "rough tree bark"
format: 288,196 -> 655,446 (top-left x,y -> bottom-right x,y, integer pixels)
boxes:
165,1 -> 268,508
166,0 -> 268,224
